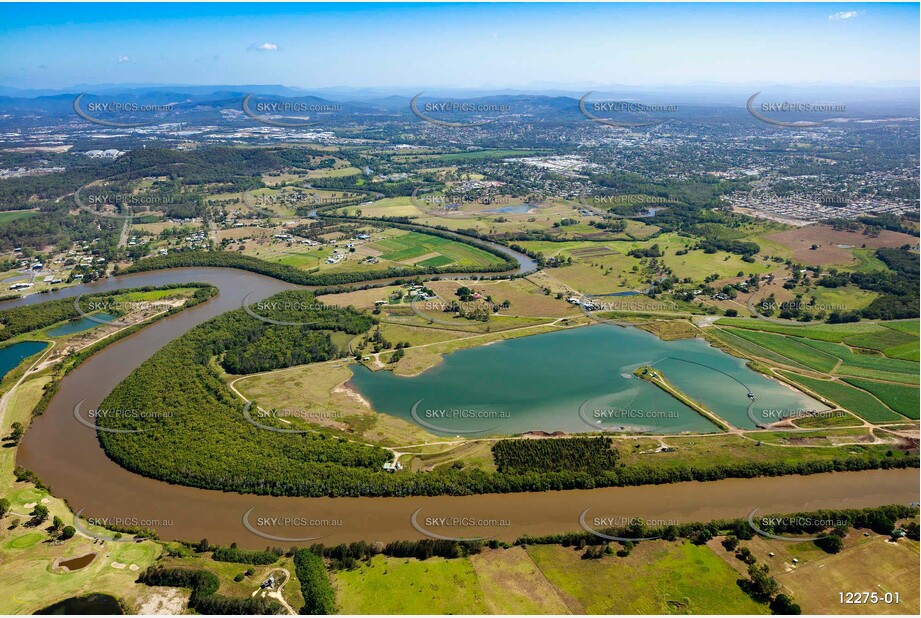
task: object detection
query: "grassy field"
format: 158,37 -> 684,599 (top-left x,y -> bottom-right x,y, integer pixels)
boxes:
806,285 -> 879,312
368,231 -> 504,268
525,540 -> 768,614
800,339 -> 918,379
245,227 -> 507,274
776,537 -> 919,615
0,210 -> 37,224
664,247 -> 774,282
727,329 -> 840,372
844,325 -> 918,353
232,360 -> 442,446
332,555 -> 487,614
616,433 -> 900,470
710,527 -> 919,615
714,318 -> 879,340
778,372 -> 904,422
841,378 -> 920,419
469,546 -> 571,614
710,328 -> 812,370
334,541 -> 774,615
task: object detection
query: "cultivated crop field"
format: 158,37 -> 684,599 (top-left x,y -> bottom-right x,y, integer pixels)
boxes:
778,373 -> 904,423
367,231 -> 503,268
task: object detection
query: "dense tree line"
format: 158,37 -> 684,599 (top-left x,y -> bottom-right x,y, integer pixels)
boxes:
697,237 -> 760,257
517,504 -> 917,549
122,243 -> 515,288
138,566 -> 282,614
493,437 -> 618,475
293,549 -> 336,615
211,545 -> 282,565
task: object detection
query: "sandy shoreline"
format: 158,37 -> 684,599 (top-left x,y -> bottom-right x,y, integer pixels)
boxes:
333,379 -> 372,409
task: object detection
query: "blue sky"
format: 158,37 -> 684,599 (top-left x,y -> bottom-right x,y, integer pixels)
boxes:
1,3 -> 918,89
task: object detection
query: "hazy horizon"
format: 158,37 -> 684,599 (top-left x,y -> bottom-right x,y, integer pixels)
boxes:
2,3 -> 918,91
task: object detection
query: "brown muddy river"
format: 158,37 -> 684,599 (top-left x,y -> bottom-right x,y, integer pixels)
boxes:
6,268 -> 919,548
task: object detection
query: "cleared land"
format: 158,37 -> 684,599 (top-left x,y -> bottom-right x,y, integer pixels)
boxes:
332,555 -> 487,614
764,224 -> 918,266
525,541 -> 768,614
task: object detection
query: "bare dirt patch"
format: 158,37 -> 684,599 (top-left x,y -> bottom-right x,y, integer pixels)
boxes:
136,587 -> 189,615
765,225 -> 917,266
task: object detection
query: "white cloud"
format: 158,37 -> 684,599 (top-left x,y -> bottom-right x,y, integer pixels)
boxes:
828,11 -> 861,21
117,55 -> 130,64
249,42 -> 279,52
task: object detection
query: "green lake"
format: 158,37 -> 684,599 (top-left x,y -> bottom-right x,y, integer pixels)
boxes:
46,312 -> 115,337
348,325 -> 829,435
0,340 -> 49,380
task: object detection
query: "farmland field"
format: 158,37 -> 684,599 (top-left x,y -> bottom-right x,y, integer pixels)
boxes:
799,339 -> 918,379
368,231 -> 503,268
841,378 -> 921,419
779,372 -> 904,422
332,556 -> 487,614
714,318 -> 885,342
727,329 -> 840,372
525,541 -> 768,615
772,537 -> 919,615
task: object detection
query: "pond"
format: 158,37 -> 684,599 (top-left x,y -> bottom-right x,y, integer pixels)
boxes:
348,325 -> 828,435
46,313 -> 115,337
35,594 -> 122,615
0,340 -> 48,380
482,204 -> 537,214
57,552 -> 96,571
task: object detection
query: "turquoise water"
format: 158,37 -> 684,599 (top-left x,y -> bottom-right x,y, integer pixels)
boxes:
0,340 -> 49,379
483,204 -> 536,214
47,313 -> 115,337
349,325 -> 829,435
